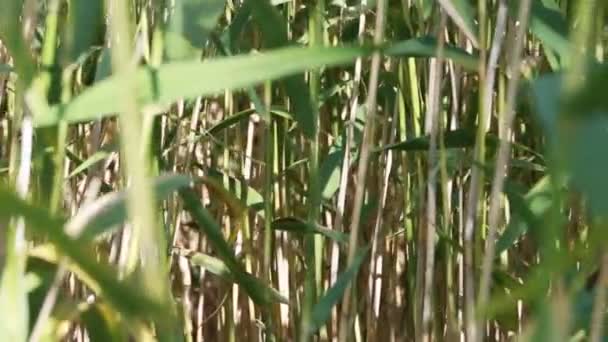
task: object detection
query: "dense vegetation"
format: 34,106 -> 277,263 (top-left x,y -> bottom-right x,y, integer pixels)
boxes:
0,0 -> 607,341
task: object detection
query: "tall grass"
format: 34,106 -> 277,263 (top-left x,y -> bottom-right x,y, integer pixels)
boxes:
0,0 -> 607,341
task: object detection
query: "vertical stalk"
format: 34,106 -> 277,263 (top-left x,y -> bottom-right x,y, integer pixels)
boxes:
477,0 -> 530,336
463,0 -> 489,339
420,11 -> 446,342
338,0 -> 387,338
330,0 -> 366,334
300,0 -> 323,340
107,0 -> 170,314
262,80 -> 277,341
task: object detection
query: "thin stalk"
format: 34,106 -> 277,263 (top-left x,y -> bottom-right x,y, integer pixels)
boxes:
366,91 -> 398,340
463,0 -> 490,337
299,0 -> 324,340
330,1 -> 366,335
420,11 -> 446,342
338,0 -> 387,338
477,0 -> 530,334
262,79 -> 277,341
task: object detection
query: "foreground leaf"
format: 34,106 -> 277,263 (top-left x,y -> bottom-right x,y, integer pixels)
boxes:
35,39 -> 479,127
0,187 -> 168,322
66,174 -> 191,240
34,45 -> 371,127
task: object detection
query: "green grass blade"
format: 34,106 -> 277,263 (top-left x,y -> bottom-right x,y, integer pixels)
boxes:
207,107 -> 293,135
384,36 -> 480,71
34,44 -> 370,127
0,187 -> 168,321
319,148 -> 345,200
309,247 -> 369,335
250,0 -> 316,136
66,0 -> 104,61
67,174 -> 191,241
165,0 -> 225,60
180,249 -> 289,304
66,150 -> 111,179
272,217 -> 348,244
179,187 -> 285,306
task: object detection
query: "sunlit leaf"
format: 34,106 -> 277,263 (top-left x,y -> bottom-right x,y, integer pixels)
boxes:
67,174 -> 191,240
34,45 -> 371,127
0,187 -> 168,322
66,150 -> 111,179
34,37 -> 479,128
319,148 -> 345,200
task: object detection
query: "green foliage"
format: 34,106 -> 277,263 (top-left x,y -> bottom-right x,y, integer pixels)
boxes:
0,0 -> 606,340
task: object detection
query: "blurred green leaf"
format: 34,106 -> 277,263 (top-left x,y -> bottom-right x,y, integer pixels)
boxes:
0,233 -> 29,341
0,187 -> 168,322
34,37 -> 480,128
528,0 -> 569,61
0,64 -> 12,73
496,176 -> 553,254
568,116 -> 608,216
34,44 -> 371,127
309,247 -> 368,335
165,0 -> 226,60
81,303 -> 127,342
66,150 -> 110,179
567,63 -> 608,115
249,0 -> 316,137
67,0 -> 104,61
25,257 -> 58,332
0,0 -> 34,83
67,174 -> 191,240
94,48 -> 113,82
531,68 -> 608,217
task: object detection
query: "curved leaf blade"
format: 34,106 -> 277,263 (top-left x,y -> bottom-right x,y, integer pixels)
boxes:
66,174 -> 191,240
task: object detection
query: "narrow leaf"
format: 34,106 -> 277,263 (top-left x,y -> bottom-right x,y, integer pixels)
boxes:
309,247 -> 369,334
437,0 -> 479,48
179,188 -> 287,306
0,187 -> 167,321
179,249 -> 288,304
66,174 -> 191,240
384,36 -> 479,71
